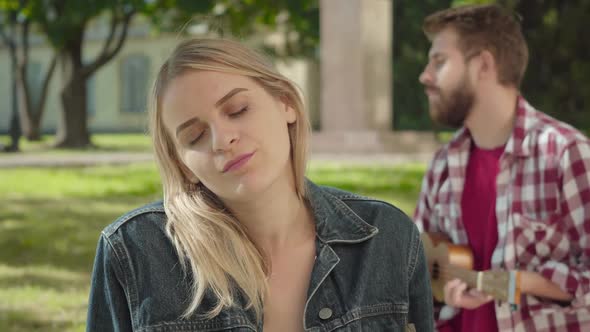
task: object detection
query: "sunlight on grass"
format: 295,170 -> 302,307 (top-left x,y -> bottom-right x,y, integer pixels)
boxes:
307,162 -> 426,215
0,133 -> 152,155
0,163 -> 161,199
92,133 -> 152,152
0,265 -> 87,332
0,161 -> 426,331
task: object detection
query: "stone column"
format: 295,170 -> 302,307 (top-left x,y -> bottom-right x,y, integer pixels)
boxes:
315,0 -> 393,152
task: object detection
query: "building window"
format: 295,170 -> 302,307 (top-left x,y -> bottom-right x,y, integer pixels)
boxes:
87,76 -> 96,117
120,54 -> 150,113
26,61 -> 42,107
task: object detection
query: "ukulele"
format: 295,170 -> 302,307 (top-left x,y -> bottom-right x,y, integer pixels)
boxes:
421,232 -> 521,307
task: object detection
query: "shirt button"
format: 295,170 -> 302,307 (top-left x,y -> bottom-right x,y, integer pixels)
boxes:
318,307 -> 333,320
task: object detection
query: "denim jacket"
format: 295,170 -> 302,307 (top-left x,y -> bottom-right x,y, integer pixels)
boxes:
87,180 -> 434,331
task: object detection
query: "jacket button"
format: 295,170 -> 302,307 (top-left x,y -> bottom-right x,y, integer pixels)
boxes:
318,307 -> 333,320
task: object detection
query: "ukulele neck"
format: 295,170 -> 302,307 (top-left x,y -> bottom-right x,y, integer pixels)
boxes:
442,264 -> 521,305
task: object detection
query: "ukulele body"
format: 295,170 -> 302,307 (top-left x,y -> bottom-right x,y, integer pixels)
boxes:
421,232 -> 521,305
421,232 -> 474,302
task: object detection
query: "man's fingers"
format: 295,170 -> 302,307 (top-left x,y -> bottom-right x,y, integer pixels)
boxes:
443,278 -> 494,309
453,281 -> 467,305
443,279 -> 467,307
468,288 -> 494,301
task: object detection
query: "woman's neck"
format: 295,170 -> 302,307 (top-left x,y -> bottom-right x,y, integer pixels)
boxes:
225,176 -> 315,255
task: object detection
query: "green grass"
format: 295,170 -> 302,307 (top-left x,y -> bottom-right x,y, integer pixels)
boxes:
0,163 -> 161,332
307,161 -> 425,214
0,161 -> 425,331
0,133 -> 152,155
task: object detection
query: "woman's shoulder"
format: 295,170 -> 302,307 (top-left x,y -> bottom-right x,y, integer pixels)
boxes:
314,184 -> 417,234
100,200 -> 167,240
96,200 -> 179,273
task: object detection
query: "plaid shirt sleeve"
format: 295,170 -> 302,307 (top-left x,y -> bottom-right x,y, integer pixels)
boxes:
414,150 -> 444,234
413,150 -> 461,328
536,139 -> 590,306
414,161 -> 434,233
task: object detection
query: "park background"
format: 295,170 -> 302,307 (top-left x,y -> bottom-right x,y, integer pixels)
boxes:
0,0 -> 589,331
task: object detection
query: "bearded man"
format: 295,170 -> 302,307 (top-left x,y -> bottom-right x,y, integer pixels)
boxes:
414,4 -> 590,332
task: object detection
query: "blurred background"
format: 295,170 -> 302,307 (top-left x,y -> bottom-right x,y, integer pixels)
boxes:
0,0 -> 588,331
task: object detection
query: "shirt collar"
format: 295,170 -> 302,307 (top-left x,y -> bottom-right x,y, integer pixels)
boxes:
447,95 -> 536,158
504,96 -> 537,157
305,179 -> 378,245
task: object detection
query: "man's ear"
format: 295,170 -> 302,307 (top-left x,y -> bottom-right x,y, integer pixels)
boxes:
478,50 -> 497,82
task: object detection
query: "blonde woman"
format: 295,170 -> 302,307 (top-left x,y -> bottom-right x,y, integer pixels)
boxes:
86,38 -> 433,332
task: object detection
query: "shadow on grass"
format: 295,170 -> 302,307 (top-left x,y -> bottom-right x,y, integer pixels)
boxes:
0,134 -> 152,154
0,195 -> 157,273
0,307 -> 85,332
0,271 -> 87,293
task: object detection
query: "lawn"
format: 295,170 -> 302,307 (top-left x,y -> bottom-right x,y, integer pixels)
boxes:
0,157 -> 425,331
0,134 -> 153,155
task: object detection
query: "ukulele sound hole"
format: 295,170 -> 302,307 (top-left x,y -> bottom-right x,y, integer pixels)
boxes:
432,262 -> 440,280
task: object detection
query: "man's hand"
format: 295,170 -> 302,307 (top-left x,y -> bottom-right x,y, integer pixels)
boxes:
444,278 -> 494,309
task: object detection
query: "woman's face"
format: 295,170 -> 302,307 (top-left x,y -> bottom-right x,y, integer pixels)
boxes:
161,70 -> 297,202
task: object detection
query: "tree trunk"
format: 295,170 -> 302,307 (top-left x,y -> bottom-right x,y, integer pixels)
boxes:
0,15 -> 21,151
52,11 -> 134,149
54,45 -> 91,148
7,52 -> 21,152
25,118 -> 42,141
55,76 -> 90,148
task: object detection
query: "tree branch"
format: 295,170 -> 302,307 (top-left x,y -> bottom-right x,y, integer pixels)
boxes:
101,8 -> 119,57
83,9 -> 135,78
19,18 -> 30,66
17,18 -> 33,121
0,23 -> 11,47
0,11 -> 17,53
34,53 -> 58,121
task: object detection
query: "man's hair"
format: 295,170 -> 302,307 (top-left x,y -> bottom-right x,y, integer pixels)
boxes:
423,4 -> 529,88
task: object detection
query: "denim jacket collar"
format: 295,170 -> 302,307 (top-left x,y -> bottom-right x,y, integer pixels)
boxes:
107,180 -> 379,246
304,179 -> 378,245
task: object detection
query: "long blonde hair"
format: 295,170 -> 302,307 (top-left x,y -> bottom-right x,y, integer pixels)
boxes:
149,38 -> 311,320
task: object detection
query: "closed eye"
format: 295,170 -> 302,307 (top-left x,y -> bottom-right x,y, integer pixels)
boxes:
189,129 -> 206,146
229,106 -> 248,118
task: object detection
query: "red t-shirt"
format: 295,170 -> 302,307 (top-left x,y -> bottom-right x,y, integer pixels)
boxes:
441,142 -> 503,332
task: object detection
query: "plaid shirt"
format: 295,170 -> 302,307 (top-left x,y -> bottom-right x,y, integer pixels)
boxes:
414,97 -> 590,331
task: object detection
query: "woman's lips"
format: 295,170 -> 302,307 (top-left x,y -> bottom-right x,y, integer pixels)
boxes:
223,152 -> 255,173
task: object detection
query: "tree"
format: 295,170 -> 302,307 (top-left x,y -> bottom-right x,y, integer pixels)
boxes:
0,0 -> 57,142
10,0 -> 317,148
25,0 -> 156,147
0,5 -> 21,151
210,0 -> 319,58
10,0 -> 217,148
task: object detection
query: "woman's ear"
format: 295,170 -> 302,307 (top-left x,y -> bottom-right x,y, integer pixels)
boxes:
280,96 -> 297,124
